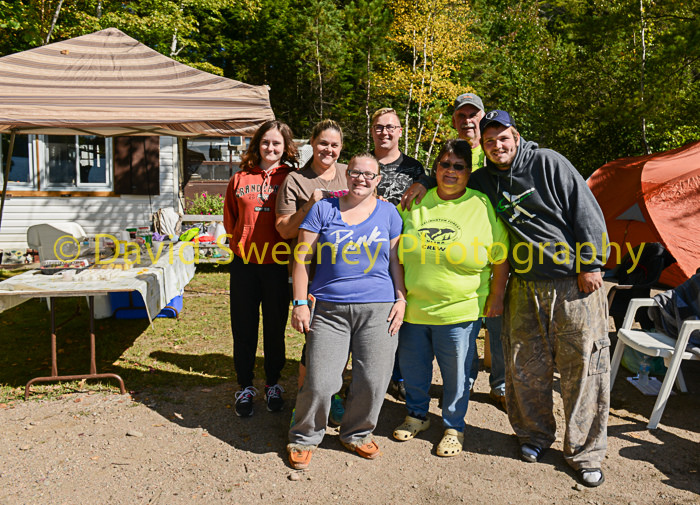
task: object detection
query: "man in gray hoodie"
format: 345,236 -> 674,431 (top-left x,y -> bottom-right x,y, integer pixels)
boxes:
469,110 -> 609,488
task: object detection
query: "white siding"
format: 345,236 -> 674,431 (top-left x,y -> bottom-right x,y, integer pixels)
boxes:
0,137 -> 181,249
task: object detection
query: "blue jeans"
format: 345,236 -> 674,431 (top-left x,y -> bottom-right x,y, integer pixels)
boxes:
398,320 -> 481,431
469,316 -> 505,393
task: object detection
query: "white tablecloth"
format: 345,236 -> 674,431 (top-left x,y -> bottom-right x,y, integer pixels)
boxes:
0,242 -> 196,320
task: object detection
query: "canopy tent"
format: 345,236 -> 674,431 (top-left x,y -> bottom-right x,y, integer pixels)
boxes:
0,27 -> 275,230
587,141 -> 700,287
0,27 -> 274,137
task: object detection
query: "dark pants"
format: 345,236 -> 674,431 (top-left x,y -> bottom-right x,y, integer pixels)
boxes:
230,254 -> 290,387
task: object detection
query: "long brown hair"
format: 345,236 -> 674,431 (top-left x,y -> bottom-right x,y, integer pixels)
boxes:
240,120 -> 298,171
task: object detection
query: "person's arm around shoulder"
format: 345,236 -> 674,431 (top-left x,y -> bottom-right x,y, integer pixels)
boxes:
291,228 -> 320,333
275,189 -> 325,239
400,172 -> 436,211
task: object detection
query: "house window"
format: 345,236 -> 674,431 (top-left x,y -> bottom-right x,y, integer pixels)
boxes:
184,137 -> 244,181
41,135 -> 112,190
0,134 -> 37,189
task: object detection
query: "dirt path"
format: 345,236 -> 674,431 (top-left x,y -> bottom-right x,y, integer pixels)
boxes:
1,361 -> 699,505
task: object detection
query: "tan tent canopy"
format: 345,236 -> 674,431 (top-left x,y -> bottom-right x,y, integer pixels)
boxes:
0,27 -> 274,137
0,27 -> 275,230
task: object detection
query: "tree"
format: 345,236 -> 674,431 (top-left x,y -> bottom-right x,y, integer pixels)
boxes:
377,0 -> 478,164
344,0 -> 392,149
296,0 -> 346,120
0,1 -> 43,54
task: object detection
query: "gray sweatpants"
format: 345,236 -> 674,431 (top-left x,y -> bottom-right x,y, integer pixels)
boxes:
503,276 -> 610,470
289,301 -> 397,447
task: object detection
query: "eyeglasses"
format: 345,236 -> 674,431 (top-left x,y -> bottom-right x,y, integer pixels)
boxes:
438,161 -> 469,172
373,124 -> 400,133
347,169 -> 379,180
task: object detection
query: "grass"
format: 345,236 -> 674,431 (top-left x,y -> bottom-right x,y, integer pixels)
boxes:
0,264 -> 305,404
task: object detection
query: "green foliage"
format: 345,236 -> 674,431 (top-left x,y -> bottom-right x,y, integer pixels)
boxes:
0,0 -> 42,53
378,0 -> 478,162
1,0 -> 699,175
185,192 -> 224,215
342,0 -> 393,151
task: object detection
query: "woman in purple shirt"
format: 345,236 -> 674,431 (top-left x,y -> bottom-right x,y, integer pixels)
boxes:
286,153 -> 406,469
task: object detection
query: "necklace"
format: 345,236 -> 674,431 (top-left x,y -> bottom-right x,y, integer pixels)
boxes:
312,164 -> 338,195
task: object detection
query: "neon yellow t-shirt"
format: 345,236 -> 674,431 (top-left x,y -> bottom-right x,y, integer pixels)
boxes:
398,188 -> 509,325
471,144 -> 486,171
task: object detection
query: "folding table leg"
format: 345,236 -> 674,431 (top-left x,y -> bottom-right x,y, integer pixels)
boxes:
25,296 -> 127,399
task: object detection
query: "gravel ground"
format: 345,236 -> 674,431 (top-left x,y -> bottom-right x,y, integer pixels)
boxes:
1,359 -> 699,505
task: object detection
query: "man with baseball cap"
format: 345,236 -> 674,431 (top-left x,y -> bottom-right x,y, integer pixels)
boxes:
400,92 -> 508,410
451,92 -> 486,159
470,110 -> 609,488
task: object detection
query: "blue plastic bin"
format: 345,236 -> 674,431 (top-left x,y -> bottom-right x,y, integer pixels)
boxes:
110,291 -> 183,319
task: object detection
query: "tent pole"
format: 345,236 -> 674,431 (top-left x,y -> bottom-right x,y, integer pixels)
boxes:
177,138 -> 186,213
0,131 -> 16,232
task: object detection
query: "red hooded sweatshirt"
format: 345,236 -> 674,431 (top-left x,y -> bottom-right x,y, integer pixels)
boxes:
223,164 -> 292,264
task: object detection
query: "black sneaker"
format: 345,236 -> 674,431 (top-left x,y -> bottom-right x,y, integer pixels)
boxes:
520,443 -> 545,463
234,386 -> 257,417
265,384 -> 285,412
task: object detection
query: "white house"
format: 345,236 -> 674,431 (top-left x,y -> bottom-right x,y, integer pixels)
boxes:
0,28 -> 274,251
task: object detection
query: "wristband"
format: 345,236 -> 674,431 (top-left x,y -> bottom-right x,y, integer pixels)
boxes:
394,299 -> 407,304
292,299 -> 309,307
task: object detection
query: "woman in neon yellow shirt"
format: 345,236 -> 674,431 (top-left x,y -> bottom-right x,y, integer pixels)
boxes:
393,139 -> 509,457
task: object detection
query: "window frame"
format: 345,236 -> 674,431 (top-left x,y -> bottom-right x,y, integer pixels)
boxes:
38,135 -> 114,192
0,134 -> 39,190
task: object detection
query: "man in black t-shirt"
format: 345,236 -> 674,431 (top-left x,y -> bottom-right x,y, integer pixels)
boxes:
371,107 -> 425,205
370,107 -> 425,400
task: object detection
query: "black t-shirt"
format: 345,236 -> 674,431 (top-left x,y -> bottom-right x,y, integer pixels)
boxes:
374,152 -> 425,205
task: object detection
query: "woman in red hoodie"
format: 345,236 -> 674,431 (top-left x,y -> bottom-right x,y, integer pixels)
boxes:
223,120 -> 298,418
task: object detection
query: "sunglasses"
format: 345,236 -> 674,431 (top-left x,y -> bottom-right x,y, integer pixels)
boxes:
438,161 -> 468,172
347,168 -> 379,180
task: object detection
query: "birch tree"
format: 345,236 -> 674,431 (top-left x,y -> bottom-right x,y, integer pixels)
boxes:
298,0 -> 345,120
345,0 -> 392,149
377,0 -> 478,160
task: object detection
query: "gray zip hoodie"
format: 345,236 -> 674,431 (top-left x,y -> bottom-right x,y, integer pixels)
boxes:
468,138 -> 607,281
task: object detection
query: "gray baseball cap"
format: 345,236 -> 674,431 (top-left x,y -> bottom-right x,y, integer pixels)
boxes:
453,92 -> 484,112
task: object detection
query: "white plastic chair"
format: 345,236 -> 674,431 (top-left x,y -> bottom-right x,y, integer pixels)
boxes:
610,298 -> 700,429
26,222 -> 88,262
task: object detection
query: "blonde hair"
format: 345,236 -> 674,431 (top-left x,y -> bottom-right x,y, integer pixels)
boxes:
348,152 -> 380,174
370,107 -> 401,126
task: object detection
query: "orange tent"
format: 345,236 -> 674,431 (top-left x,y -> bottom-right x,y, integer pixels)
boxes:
587,141 -> 700,287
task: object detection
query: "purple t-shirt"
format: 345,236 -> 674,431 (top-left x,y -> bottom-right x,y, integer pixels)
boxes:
300,198 -> 402,303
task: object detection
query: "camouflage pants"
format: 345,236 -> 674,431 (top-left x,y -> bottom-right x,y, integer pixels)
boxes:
503,276 -> 610,470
